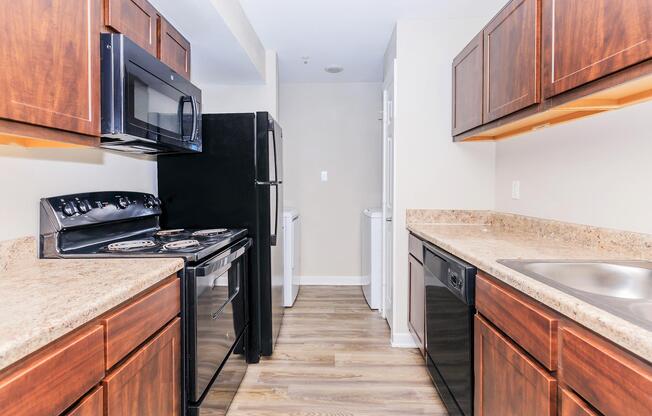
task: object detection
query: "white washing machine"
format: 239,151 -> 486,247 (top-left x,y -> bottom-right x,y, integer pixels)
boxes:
362,208 -> 382,310
283,209 -> 301,307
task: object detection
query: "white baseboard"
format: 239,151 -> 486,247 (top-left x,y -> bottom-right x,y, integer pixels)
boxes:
391,332 -> 418,348
299,275 -> 363,285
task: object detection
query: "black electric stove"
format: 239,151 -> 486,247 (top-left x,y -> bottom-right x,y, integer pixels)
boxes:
38,191 -> 252,416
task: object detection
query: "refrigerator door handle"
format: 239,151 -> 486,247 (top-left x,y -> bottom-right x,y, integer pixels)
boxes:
271,128 -> 279,183
270,183 -> 279,246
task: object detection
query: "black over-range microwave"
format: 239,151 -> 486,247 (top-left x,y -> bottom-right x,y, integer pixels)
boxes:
100,33 -> 202,155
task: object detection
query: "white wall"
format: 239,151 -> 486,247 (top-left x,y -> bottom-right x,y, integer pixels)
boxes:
0,147 -> 156,241
389,19 -> 497,341
208,0 -> 267,80
200,50 -> 279,118
280,82 -> 383,281
495,99 -> 652,235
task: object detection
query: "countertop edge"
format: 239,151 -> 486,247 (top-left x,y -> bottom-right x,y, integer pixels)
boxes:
0,258 -> 184,371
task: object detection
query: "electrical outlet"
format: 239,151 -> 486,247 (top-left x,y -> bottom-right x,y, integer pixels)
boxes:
321,171 -> 328,182
511,180 -> 520,200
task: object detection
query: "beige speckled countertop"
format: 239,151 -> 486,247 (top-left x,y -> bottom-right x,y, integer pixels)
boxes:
0,237 -> 184,371
406,210 -> 652,363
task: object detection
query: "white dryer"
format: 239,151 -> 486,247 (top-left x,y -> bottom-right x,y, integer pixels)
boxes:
283,209 -> 301,307
362,208 -> 382,310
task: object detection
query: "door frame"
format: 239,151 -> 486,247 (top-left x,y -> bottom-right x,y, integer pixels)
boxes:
381,59 -> 397,327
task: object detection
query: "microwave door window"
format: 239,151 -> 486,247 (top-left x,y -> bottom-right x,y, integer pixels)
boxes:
132,77 -> 180,135
125,62 -> 188,141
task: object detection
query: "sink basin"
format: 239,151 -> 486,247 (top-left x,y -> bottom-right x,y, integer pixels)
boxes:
497,259 -> 652,330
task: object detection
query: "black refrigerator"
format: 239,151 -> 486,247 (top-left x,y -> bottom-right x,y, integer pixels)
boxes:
158,112 -> 284,362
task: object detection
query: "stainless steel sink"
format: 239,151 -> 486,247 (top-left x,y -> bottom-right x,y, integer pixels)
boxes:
497,260 -> 652,330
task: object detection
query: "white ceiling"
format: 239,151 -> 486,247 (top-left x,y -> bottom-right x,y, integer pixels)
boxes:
240,0 -> 505,83
150,0 -> 264,85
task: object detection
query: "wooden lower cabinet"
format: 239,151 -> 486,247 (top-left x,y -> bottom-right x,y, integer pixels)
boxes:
65,386 -> 104,416
103,317 -> 181,416
474,314 -> 556,416
408,254 -> 425,354
559,388 -> 597,416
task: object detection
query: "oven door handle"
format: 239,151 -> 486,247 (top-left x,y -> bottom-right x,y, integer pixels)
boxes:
195,238 -> 252,277
209,266 -> 242,320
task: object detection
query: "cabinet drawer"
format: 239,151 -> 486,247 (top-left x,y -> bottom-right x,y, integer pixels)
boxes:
0,325 -> 105,416
104,0 -> 158,55
65,385 -> 104,416
408,234 -> 423,263
560,388 -> 597,416
560,327 -> 652,416
476,272 -> 558,370
102,276 -> 180,369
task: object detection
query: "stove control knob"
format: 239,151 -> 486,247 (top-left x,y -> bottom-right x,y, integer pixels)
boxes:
62,202 -> 76,216
144,196 -> 156,209
117,197 -> 129,209
78,200 -> 92,214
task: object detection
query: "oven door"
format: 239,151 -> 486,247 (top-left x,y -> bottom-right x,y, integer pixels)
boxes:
424,248 -> 474,416
187,238 -> 251,403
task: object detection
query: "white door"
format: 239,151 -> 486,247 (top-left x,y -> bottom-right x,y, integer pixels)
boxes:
381,60 -> 396,327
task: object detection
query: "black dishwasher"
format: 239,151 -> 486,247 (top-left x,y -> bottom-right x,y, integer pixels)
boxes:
424,243 -> 476,416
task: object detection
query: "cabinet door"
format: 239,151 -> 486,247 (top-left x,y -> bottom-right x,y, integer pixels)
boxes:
65,386 -> 104,416
103,318 -> 181,416
105,0 -> 158,56
452,32 -> 484,135
0,0 -> 100,136
408,254 -> 425,354
474,315 -> 556,416
560,388 -> 598,416
158,17 -> 191,79
542,0 -> 652,98
484,0 -> 540,122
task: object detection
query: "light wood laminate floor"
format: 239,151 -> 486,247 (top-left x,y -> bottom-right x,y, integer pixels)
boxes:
227,286 -> 447,415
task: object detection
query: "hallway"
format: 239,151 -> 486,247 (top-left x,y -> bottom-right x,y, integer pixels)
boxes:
227,286 -> 447,415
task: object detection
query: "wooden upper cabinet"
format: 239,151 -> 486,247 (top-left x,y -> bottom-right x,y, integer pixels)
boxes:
483,0 -> 541,122
474,315 -> 556,416
103,318 -> 181,416
0,0 -> 100,137
452,32 -> 484,135
104,0 -> 158,56
158,17 -> 191,79
542,0 -> 652,98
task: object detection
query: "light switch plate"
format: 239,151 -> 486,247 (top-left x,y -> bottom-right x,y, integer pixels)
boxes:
321,171 -> 328,182
511,180 -> 520,200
